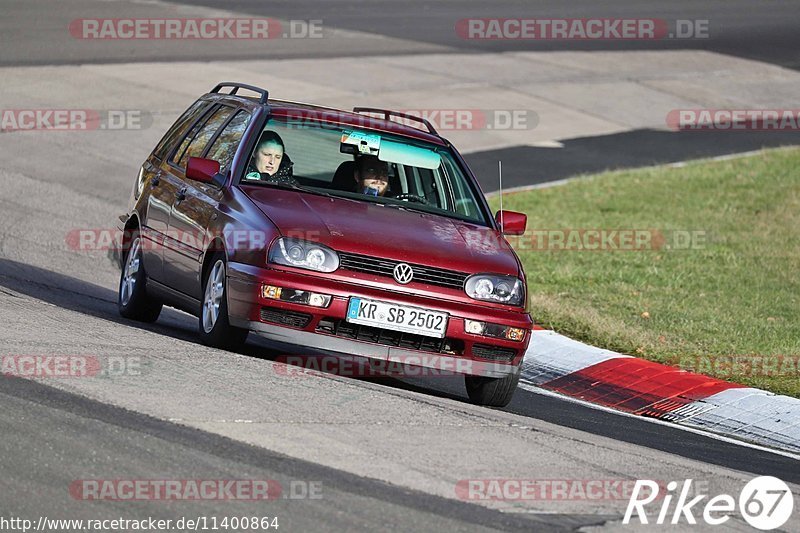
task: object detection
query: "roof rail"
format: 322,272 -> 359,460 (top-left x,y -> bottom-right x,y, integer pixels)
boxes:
352,107 -> 438,135
269,98 -> 344,113
211,82 -> 269,104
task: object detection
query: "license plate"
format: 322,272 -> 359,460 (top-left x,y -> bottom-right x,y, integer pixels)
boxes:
346,298 -> 448,338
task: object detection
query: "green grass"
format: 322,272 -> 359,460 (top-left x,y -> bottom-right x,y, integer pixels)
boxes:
489,147 -> 800,396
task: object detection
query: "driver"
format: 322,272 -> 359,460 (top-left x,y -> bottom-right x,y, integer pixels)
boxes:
354,155 -> 390,197
245,131 -> 299,186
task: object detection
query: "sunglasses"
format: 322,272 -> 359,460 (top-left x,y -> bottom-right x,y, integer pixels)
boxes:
363,166 -> 387,174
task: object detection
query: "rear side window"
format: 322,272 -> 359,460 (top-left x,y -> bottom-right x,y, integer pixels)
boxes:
204,110 -> 251,172
170,105 -> 218,166
172,105 -> 235,169
152,100 -> 209,161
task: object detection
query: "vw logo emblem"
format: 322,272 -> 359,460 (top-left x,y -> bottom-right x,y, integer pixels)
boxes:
393,263 -> 414,284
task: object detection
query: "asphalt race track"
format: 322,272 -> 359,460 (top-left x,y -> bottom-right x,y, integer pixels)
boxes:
3,0 -> 800,192
1,1 -> 798,531
4,0 -> 799,68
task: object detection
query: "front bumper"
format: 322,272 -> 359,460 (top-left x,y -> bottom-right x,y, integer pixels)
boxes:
227,262 -> 532,378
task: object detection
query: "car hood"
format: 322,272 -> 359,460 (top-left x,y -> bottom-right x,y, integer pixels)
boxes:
242,186 -> 520,276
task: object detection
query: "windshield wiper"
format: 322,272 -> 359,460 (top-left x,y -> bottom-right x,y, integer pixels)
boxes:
380,201 -> 430,215
246,180 -> 336,199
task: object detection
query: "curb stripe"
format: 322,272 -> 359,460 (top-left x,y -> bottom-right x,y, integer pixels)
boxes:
522,329 -> 800,454
539,357 -> 740,416
520,330 -> 626,385
674,388 -> 800,453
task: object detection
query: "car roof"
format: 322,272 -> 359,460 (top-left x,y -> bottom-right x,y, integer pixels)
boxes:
202,90 -> 447,147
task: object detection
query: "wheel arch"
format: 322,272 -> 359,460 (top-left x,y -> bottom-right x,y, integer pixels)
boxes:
119,212 -> 142,269
201,236 -> 230,289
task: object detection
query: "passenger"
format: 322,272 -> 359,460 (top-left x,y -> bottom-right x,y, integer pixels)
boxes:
245,131 -> 298,186
354,155 -> 390,197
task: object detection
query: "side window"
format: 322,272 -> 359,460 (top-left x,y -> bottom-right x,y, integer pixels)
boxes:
153,100 -> 209,161
442,156 -> 479,219
172,105 -> 235,169
204,111 -> 251,172
170,105 -> 219,166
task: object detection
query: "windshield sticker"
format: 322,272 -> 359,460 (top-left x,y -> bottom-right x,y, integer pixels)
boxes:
340,130 -> 381,155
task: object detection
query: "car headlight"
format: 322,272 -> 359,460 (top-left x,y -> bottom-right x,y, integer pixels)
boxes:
465,274 -> 524,306
268,237 -> 339,273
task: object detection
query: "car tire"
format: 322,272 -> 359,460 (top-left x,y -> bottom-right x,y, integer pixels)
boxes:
118,232 -> 162,323
464,368 -> 520,408
199,253 -> 249,350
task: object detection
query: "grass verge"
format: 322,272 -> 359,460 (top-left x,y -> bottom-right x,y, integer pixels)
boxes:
489,147 -> 800,397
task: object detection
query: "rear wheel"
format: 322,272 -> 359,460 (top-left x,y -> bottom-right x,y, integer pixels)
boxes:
118,233 -> 162,322
465,369 -> 520,407
199,254 -> 249,349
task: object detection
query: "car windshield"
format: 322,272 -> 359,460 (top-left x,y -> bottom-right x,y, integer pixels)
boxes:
241,118 -> 491,226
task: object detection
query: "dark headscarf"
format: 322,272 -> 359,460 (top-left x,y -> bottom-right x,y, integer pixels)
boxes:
245,131 -> 299,186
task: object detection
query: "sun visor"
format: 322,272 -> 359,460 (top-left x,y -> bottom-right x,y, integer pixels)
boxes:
378,140 -> 441,169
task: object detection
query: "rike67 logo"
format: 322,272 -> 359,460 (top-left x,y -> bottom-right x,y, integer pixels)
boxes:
624,477 -> 794,530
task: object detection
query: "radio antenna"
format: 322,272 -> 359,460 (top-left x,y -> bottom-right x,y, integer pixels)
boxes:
498,160 -> 504,233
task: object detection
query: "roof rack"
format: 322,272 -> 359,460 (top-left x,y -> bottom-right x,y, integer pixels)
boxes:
211,82 -> 269,104
269,98 -> 344,113
352,107 -> 438,135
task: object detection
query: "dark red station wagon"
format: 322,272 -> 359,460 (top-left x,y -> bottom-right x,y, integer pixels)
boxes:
117,82 -> 532,406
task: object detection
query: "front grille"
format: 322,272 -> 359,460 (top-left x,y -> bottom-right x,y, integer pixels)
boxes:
260,307 -> 312,328
316,318 -> 464,355
472,344 -> 518,362
338,252 -> 468,290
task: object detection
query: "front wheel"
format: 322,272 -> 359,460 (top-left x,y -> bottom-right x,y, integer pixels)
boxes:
118,233 -> 162,323
465,369 -> 520,407
198,254 -> 249,349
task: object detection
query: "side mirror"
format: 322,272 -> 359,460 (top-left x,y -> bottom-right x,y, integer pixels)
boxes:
186,157 -> 224,186
494,210 -> 527,235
